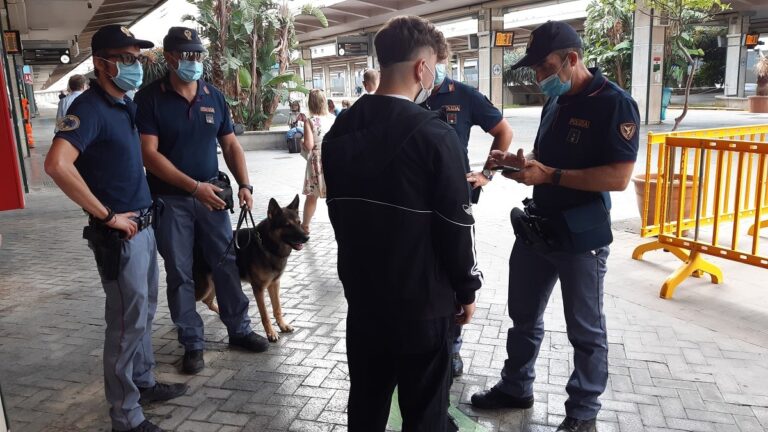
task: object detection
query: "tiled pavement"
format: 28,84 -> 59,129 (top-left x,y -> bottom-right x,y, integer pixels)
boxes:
1,108 -> 768,431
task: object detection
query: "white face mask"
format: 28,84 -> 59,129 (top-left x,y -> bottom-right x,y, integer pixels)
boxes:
414,62 -> 435,104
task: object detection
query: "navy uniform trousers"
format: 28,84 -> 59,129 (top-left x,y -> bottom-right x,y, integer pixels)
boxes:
155,195 -> 252,351
91,225 -> 158,431
496,238 -> 609,420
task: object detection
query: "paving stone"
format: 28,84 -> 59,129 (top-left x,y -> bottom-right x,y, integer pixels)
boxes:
638,404 -> 666,427
177,420 -> 222,432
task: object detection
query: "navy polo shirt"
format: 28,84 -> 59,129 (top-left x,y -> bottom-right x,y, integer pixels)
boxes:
423,77 -> 503,169
533,68 -> 640,214
134,76 -> 233,195
55,80 -> 152,213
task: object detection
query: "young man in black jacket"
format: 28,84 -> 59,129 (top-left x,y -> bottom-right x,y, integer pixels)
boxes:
322,15 -> 483,432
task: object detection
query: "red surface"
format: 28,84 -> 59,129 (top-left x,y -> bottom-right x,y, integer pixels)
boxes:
0,57 -> 25,211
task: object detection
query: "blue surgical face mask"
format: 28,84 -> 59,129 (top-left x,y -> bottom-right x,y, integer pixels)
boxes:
434,63 -> 446,86
538,59 -> 572,98
101,58 -> 144,92
175,59 -> 203,82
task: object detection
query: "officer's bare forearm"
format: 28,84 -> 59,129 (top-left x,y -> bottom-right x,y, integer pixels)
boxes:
484,121 -> 513,169
550,162 -> 635,192
219,133 -> 250,186
45,140 -> 111,219
489,121 -> 513,152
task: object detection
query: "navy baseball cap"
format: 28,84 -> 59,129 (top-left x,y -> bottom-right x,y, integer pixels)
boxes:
91,25 -> 154,52
512,21 -> 582,70
163,27 -> 205,52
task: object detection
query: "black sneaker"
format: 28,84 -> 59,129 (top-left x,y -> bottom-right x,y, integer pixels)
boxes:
182,349 -> 205,374
229,331 -> 269,353
470,388 -> 534,410
138,382 -> 188,404
557,417 -> 597,432
112,419 -> 164,432
452,352 -> 464,378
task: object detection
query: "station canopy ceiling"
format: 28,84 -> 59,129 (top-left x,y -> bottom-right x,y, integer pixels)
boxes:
7,0 -> 165,89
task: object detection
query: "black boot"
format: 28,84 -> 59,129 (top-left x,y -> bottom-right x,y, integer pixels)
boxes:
557,417 -> 597,432
470,388 -> 534,410
182,349 -> 204,374
113,419 -> 164,432
229,331 -> 269,353
139,382 -> 189,404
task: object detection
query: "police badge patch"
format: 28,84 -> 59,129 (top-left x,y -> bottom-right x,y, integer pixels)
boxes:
567,128 -> 581,144
57,115 -> 80,132
620,122 -> 637,140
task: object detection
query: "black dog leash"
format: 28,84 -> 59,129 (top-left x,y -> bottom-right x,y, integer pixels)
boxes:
217,205 -> 262,267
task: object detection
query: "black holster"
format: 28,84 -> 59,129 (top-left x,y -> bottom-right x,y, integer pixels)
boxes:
83,225 -> 123,280
208,171 -> 235,214
509,199 -> 559,254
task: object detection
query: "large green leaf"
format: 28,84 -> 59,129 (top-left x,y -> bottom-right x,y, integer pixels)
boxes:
238,67 -> 252,88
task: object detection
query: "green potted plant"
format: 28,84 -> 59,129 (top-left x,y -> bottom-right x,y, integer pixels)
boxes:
748,51 -> 768,113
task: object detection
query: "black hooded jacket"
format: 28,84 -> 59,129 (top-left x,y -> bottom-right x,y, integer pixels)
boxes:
322,94 -> 483,320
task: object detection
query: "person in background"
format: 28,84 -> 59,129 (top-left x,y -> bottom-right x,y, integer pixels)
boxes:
339,100 -> 351,116
363,69 -> 380,94
300,89 -> 334,234
286,100 -> 306,149
55,74 -> 87,132
328,99 -> 341,116
422,54 -> 513,377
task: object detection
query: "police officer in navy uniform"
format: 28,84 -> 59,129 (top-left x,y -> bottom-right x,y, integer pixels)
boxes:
135,27 -> 268,375
422,56 -> 513,377
471,21 -> 639,432
45,25 -> 187,432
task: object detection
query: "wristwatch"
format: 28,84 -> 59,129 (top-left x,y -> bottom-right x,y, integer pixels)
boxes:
239,184 -> 254,193
552,169 -> 563,186
482,168 -> 494,181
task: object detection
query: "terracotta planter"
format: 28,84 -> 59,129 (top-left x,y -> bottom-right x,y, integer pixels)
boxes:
748,95 -> 768,113
632,173 -> 695,227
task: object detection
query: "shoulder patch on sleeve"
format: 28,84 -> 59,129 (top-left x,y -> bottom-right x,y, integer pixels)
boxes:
57,115 -> 80,132
620,122 -> 637,141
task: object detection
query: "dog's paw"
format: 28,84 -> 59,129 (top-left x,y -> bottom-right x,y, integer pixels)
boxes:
278,323 -> 294,333
266,330 -> 280,342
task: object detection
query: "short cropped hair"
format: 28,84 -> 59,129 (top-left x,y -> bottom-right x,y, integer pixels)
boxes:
308,89 -> 328,116
374,16 -> 449,68
363,69 -> 379,85
68,74 -> 87,91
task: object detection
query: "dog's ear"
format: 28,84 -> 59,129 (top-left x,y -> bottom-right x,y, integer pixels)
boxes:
267,198 -> 281,220
288,194 -> 300,210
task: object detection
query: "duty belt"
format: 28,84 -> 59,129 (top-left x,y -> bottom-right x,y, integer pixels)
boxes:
88,207 -> 154,233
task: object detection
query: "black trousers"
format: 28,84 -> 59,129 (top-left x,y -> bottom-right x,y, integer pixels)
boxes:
346,313 -> 452,432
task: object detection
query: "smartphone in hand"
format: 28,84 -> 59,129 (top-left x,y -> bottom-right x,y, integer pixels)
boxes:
491,165 -> 522,174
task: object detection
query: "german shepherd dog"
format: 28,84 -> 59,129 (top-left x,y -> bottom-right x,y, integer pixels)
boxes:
192,195 -> 309,342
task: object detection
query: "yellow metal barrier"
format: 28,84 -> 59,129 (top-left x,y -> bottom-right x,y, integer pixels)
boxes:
631,125 -> 768,298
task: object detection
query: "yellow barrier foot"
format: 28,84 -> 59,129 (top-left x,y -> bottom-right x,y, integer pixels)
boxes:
633,240 -> 689,262
660,251 -> 723,299
747,219 -> 767,237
